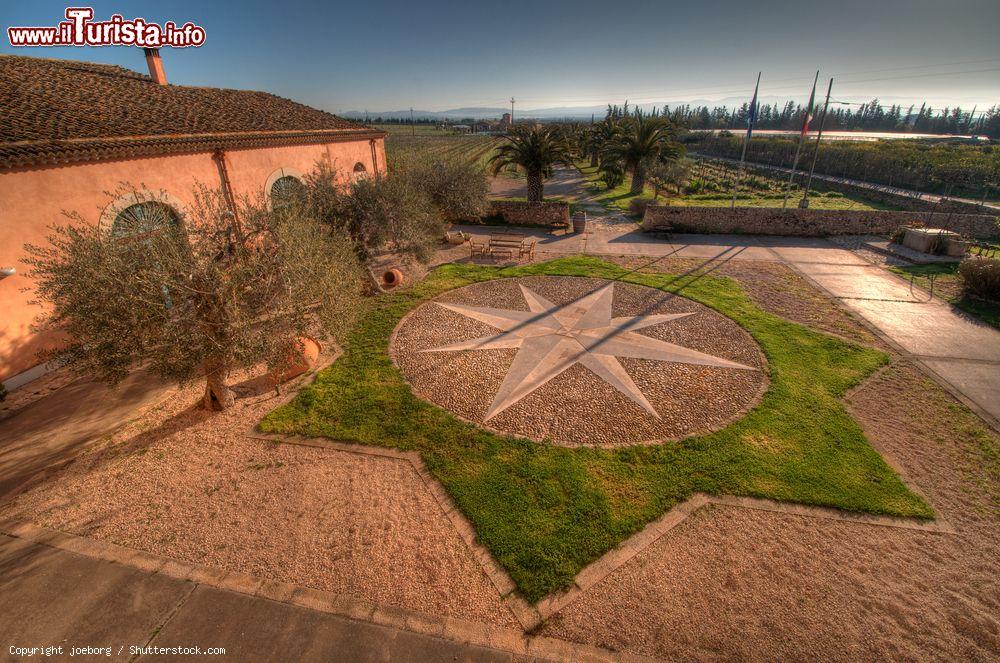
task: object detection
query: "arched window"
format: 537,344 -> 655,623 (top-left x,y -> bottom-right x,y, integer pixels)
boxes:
109,200 -> 181,309
111,201 -> 180,239
269,175 -> 306,209
352,162 -> 370,182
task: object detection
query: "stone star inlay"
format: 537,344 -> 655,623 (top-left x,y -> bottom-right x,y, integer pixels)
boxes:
422,283 -> 758,421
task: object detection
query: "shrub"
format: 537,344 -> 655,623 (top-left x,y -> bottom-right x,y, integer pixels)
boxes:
338,174 -> 444,263
304,160 -> 474,260
958,256 -> 1000,300
684,178 -> 706,194
599,162 -> 625,189
398,158 -> 488,222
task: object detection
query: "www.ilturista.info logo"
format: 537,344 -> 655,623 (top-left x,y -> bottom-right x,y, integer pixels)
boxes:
7,7 -> 206,48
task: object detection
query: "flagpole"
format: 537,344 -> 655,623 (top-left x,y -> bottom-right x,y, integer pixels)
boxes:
731,71 -> 761,210
783,70 -> 819,210
800,77 -> 833,209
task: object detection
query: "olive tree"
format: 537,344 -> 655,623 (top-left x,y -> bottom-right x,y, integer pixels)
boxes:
303,158 -> 486,263
397,158 -> 489,223
25,185 -> 363,410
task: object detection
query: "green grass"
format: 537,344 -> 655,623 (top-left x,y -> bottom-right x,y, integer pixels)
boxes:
575,159 -> 653,213
259,256 -> 932,602
886,262 -> 1000,329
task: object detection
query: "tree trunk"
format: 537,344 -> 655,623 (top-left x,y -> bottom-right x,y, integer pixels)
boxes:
590,152 -> 598,168
630,170 -> 645,195
202,357 -> 235,410
526,173 -> 544,203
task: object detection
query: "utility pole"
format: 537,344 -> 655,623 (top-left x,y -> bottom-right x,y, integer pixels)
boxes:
800,78 -> 833,209
410,107 -> 414,136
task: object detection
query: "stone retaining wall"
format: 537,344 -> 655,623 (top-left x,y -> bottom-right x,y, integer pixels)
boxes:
642,205 -> 999,239
486,201 -> 569,227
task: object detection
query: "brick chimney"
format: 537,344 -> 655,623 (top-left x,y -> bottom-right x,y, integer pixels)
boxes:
144,48 -> 167,85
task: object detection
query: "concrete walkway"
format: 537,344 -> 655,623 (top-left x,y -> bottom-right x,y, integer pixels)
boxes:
753,235 -> 1000,425
0,534 -> 510,662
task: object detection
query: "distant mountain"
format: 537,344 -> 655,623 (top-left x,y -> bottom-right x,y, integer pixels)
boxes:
342,107 -> 509,121
341,94 -> 992,122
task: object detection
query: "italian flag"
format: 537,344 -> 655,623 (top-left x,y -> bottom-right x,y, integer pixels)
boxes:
801,78 -> 817,136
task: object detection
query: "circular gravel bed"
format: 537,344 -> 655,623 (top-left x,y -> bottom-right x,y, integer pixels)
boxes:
390,276 -> 768,447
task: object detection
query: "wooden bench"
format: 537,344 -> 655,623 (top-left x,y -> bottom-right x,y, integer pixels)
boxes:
489,232 -> 535,260
469,232 -> 536,261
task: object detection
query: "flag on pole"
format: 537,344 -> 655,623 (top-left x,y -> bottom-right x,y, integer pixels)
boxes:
801,76 -> 817,136
784,70 -> 819,209
746,79 -> 760,140
732,72 -> 761,209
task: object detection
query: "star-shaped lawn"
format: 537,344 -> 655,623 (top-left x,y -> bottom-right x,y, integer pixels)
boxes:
422,282 -> 758,420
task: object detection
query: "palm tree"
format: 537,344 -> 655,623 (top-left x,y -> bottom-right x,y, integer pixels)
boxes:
592,117 -> 619,168
488,127 -> 573,202
602,116 -> 674,194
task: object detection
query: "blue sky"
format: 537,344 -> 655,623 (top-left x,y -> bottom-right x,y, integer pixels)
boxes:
3,0 -> 998,112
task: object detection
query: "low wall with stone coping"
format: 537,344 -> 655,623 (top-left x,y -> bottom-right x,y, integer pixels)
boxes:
486,201 -> 570,227
642,205 -> 999,239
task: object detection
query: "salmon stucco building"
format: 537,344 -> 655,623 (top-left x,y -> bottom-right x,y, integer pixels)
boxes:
0,51 -> 386,388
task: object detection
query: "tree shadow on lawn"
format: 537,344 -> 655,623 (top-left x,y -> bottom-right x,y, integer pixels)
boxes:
258,255 -> 933,603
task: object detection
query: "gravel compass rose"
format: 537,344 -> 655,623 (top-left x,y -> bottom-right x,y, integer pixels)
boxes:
423,283 -> 758,420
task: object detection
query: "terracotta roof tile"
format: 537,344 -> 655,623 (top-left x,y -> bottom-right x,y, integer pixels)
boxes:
0,55 -> 381,169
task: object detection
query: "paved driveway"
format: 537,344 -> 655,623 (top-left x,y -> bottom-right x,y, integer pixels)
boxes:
488,167 -> 587,200
0,534 -> 511,662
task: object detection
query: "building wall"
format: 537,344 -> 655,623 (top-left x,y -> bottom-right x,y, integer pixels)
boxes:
0,137 -> 385,382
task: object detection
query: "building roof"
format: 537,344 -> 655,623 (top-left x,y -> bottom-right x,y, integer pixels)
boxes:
0,55 -> 383,170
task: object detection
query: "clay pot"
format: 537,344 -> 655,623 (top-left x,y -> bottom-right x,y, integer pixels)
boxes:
382,268 -> 404,288
270,336 -> 321,385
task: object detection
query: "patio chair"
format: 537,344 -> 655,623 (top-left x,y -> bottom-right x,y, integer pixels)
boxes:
470,239 -> 490,257
519,238 -> 536,260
